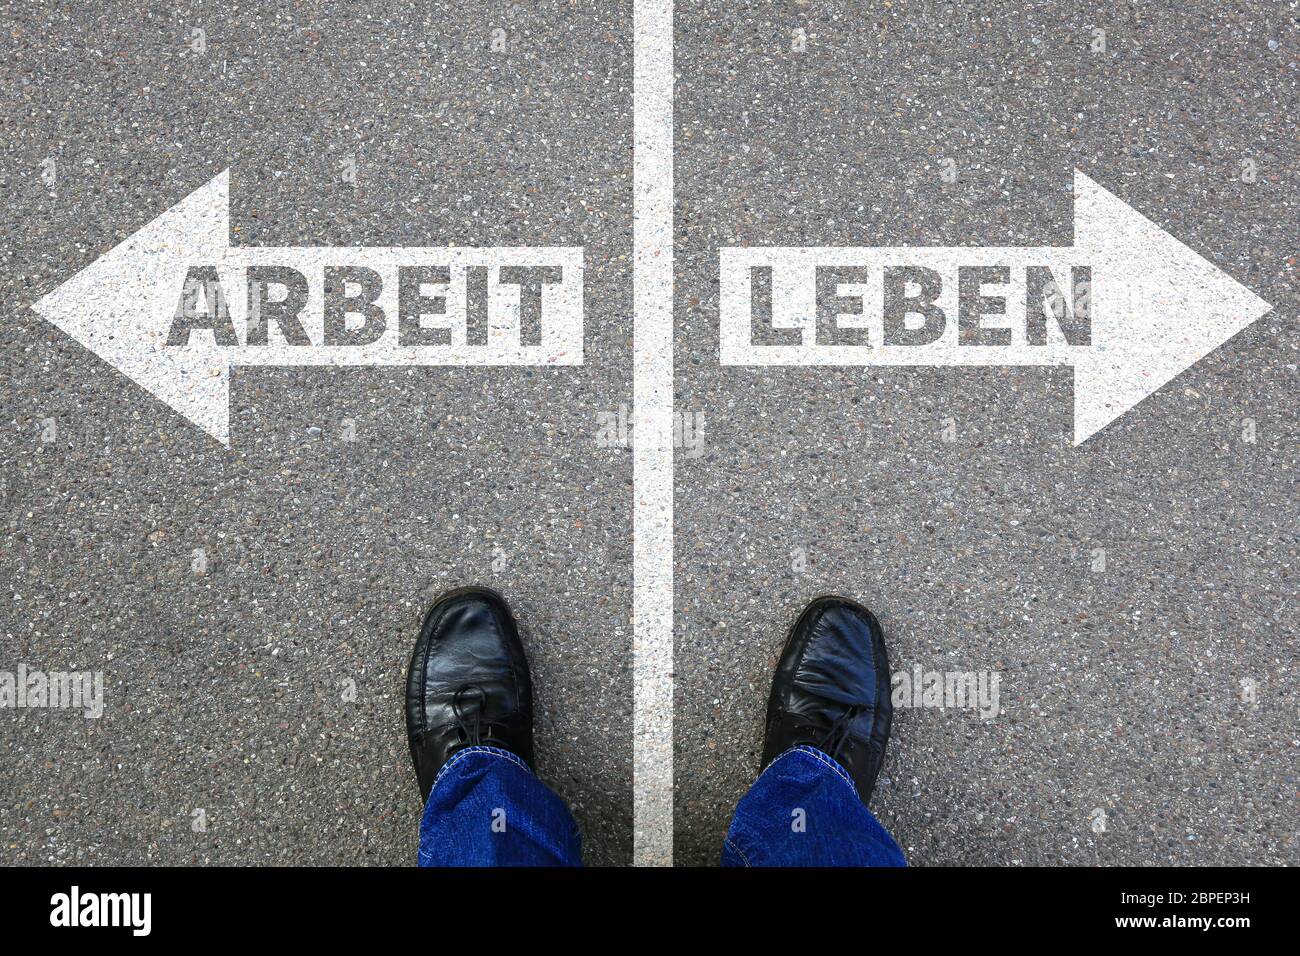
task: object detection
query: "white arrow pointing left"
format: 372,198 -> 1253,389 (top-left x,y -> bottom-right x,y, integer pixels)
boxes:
32,169 -> 584,445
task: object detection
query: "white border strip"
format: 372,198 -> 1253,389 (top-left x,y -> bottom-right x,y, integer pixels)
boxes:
632,0 -> 674,866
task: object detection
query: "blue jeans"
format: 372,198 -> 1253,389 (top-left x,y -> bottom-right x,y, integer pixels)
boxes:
417,746 -> 582,866
720,745 -> 906,866
417,743 -> 904,867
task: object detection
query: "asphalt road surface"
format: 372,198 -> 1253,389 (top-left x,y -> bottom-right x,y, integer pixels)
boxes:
1,0 -> 634,866
2,0 -> 1296,867
673,0 -> 1297,865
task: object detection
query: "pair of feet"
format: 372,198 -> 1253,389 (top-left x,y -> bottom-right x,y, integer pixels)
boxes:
406,588 -> 892,806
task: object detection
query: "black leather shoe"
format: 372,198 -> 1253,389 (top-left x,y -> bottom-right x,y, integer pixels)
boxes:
406,587 -> 535,801
761,595 -> 893,805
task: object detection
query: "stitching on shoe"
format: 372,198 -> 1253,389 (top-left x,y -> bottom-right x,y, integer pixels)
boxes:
417,594 -> 513,735
416,599 -> 456,738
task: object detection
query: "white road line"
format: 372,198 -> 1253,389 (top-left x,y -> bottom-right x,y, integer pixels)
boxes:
632,0 -> 674,866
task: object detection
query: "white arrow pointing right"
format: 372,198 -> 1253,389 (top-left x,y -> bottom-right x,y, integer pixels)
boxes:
719,170 -> 1272,444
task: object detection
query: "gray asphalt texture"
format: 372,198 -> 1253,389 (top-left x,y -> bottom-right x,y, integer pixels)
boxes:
675,1 -> 1297,865
1,0 -> 633,865
1,0 -> 1296,869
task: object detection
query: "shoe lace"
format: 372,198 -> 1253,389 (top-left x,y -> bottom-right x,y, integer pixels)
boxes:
451,685 -> 489,745
809,705 -> 865,761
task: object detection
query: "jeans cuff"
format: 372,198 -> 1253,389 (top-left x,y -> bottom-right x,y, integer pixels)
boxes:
762,744 -> 861,801
429,745 -> 534,795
